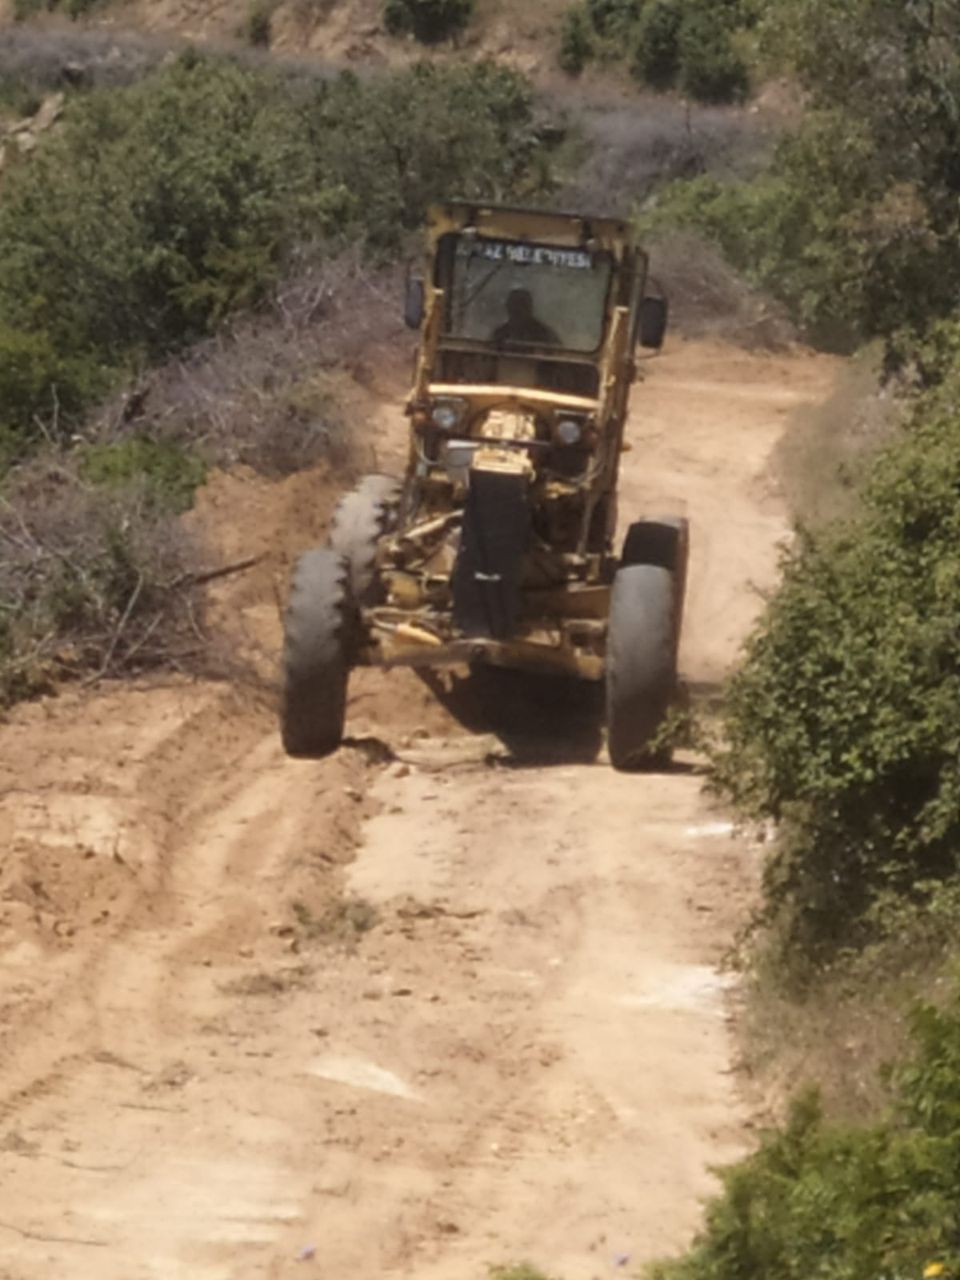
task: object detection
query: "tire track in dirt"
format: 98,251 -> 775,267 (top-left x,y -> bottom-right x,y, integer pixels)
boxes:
0,338 -> 841,1279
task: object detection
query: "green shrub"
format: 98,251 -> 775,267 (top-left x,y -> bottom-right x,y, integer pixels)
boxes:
558,4 -> 594,74
631,0 -> 682,88
656,995 -> 960,1280
79,439 -> 207,513
11,0 -> 47,19
382,0 -> 473,43
0,55 -> 349,370
747,0 -> 960,346
677,5 -> 750,102
0,54 -> 555,462
243,0 -> 274,45
712,361 -> 960,959
638,106 -> 930,351
307,62 -> 553,247
0,327 -> 109,462
558,0 -> 756,95
0,79 -> 43,120
585,0 -> 641,37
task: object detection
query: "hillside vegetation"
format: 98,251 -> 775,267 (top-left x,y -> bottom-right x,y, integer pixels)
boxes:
0,51 -> 549,464
640,4 -> 960,1278
643,0 -> 960,352
3,2 -> 960,1270
558,0 -> 757,102
0,48 -> 556,703
654,997 -> 960,1280
686,0 -> 960,972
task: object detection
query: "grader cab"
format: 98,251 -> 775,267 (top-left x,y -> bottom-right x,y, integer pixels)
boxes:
281,202 -> 688,769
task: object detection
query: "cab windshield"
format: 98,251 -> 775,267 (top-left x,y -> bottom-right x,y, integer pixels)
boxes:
443,236 -> 612,353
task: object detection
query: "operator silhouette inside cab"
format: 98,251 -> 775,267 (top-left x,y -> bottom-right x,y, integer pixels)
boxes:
492,288 -> 560,346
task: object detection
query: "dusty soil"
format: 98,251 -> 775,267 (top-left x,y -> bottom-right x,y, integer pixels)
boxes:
83,0 -> 573,75
0,338 -> 841,1279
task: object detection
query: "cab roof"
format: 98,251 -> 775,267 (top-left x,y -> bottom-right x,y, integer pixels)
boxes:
427,201 -> 636,256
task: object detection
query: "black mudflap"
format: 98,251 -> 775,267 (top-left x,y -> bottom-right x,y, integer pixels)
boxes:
452,467 -> 530,640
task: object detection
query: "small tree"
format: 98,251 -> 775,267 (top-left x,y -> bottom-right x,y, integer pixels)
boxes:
677,7 -> 749,103
243,0 -> 274,46
558,4 -> 594,74
631,0 -> 682,89
585,0 -> 641,38
382,0 -> 473,43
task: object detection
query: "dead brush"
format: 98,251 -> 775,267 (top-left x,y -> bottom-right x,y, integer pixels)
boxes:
0,453 -> 207,705
86,251 -> 413,478
0,254 -> 412,708
555,90 -> 778,214
647,231 -> 796,349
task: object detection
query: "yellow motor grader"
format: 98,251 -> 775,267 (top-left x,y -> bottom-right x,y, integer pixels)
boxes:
280,202 -> 687,769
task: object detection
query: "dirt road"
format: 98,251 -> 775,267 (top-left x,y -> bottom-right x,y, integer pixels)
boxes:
0,339 -> 839,1280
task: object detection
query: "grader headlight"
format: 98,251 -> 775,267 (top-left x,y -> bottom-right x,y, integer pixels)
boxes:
554,414 -> 591,446
431,397 -> 468,431
555,417 -> 584,446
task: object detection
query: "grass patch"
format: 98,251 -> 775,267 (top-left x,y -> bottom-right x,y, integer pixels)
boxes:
772,342 -> 903,528
222,966 -> 309,997
742,883 -> 960,1125
78,439 -> 207,514
291,896 -> 380,947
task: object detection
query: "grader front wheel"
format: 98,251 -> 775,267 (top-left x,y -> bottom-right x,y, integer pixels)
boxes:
605,564 -> 679,771
281,548 -> 357,759
329,474 -> 402,604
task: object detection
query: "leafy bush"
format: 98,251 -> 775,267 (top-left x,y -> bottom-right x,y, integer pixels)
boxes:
0,54 -> 347,371
655,995 -> 960,1280
767,0 -> 960,346
79,439 -> 207,513
558,4 -> 594,74
639,105 -> 933,351
585,0 -> 642,38
0,327 -> 109,464
559,0 -> 753,100
382,0 -> 473,43
631,0 -> 682,88
0,254 -> 400,709
0,53 -> 556,461
307,61 -> 553,247
0,76 -> 43,119
677,5 -> 749,102
712,361 -> 960,959
243,0 -> 274,46
635,2 -> 960,346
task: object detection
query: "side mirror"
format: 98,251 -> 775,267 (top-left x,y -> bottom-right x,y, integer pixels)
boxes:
404,276 -> 425,330
638,295 -> 668,350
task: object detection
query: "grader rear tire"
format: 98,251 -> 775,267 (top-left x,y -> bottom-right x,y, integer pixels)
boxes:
281,548 -> 357,759
329,474 -> 402,604
606,564 -> 678,771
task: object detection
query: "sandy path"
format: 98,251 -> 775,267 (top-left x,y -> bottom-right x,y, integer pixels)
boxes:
0,338 -> 840,1279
